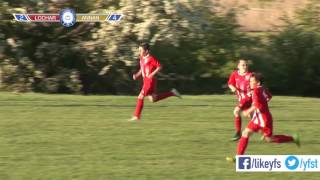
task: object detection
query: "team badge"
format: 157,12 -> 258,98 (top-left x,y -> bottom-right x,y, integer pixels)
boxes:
59,8 -> 76,27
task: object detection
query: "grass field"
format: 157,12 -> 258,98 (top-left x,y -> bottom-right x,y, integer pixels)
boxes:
0,92 -> 319,179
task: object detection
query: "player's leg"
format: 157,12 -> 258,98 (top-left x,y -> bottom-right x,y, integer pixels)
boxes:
231,99 -> 252,141
262,114 -> 300,145
263,134 -> 300,147
259,115 -> 300,146
237,116 -> 261,155
266,135 -> 293,143
154,89 -> 182,101
129,91 -> 145,121
292,133 -> 301,147
130,80 -> 153,121
227,121 -> 256,162
259,118 -> 273,142
171,88 -> 182,98
147,80 -> 165,102
264,133 -> 298,145
231,106 -> 242,141
237,127 -> 254,155
147,80 -> 181,102
152,92 -> 175,102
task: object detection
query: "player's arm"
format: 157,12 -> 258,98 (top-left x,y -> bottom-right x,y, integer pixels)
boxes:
133,69 -> 142,80
227,72 -> 237,93
228,84 -> 237,93
147,66 -> 162,78
243,89 -> 260,117
264,89 -> 272,102
242,105 -> 255,118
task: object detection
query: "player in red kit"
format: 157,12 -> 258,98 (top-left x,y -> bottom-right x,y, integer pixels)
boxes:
227,73 -> 300,161
228,59 -> 252,141
129,42 -> 181,121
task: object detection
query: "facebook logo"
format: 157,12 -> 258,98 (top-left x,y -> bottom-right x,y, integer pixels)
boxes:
239,157 -> 251,169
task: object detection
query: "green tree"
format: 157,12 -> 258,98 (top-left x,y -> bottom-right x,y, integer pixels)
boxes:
0,0 -> 254,94
265,0 -> 320,96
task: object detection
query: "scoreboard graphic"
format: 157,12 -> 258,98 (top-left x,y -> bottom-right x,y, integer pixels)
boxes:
13,8 -> 122,27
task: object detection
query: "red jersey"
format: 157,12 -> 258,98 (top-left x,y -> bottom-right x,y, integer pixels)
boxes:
228,71 -> 252,102
140,54 -> 161,81
252,85 -> 272,114
249,85 -> 273,134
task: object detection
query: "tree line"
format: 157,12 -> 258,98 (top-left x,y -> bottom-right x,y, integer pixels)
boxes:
0,0 -> 319,97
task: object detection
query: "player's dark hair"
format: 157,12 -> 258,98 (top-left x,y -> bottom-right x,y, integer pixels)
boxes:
139,42 -> 150,51
251,72 -> 264,84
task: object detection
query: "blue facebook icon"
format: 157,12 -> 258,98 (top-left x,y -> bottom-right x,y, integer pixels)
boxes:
239,157 -> 251,169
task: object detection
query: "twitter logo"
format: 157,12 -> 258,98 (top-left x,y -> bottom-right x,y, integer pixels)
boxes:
285,156 -> 299,170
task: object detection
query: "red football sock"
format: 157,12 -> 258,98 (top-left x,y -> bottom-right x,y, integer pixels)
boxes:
154,92 -> 174,102
237,136 -> 249,155
235,116 -> 242,133
134,98 -> 144,119
271,135 -> 294,143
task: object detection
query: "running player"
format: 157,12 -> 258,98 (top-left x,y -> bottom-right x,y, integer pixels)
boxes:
228,73 -> 300,159
129,42 -> 181,121
228,59 -> 252,141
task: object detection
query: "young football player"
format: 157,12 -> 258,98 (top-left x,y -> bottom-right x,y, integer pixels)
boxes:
228,59 -> 252,141
129,42 -> 181,121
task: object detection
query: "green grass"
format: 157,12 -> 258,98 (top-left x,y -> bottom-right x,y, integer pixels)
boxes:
0,92 -> 319,179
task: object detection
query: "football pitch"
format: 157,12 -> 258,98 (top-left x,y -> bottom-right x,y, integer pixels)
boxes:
0,92 -> 319,179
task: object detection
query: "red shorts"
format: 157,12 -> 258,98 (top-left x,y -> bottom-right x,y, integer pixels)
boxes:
237,98 -> 252,111
140,78 -> 157,96
247,111 -> 273,137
